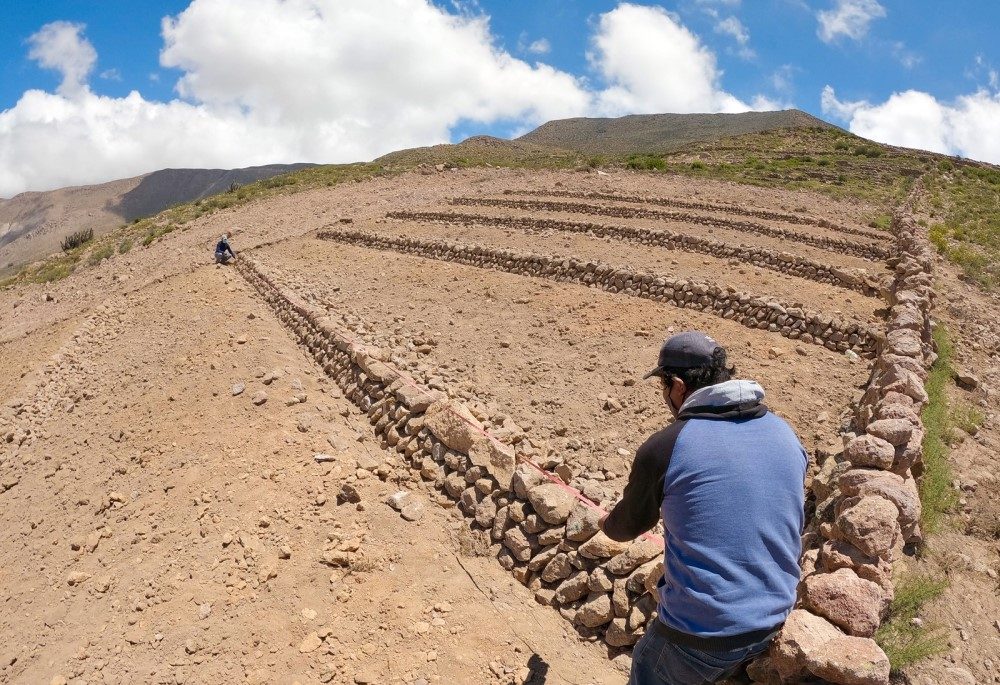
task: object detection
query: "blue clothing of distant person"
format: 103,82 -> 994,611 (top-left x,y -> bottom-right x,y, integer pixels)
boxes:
601,331 -> 807,685
215,232 -> 236,264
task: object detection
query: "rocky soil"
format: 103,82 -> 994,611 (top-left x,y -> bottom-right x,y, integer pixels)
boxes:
2,166 -> 997,684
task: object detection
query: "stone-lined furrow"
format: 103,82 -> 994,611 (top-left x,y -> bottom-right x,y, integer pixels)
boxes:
449,197 -> 891,262
315,228 -> 879,357
758,192 -> 936,685
386,210 -> 885,298
234,256 -> 665,652
502,189 -> 889,241
2,300 -> 127,498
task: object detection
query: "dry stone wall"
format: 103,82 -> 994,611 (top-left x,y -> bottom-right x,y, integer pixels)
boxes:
502,189 -> 888,242
234,256 -> 666,652
754,207 -> 936,685
387,209 -> 884,297
315,228 -> 879,357
449,197 -> 891,262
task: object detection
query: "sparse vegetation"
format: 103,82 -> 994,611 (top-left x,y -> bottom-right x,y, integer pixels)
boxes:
625,154 -> 667,171
86,245 -> 114,267
61,228 -> 94,252
950,401 -> 984,437
920,325 -> 959,534
922,165 -> 1000,290
868,213 -> 892,231
875,574 -> 949,672
118,238 -> 133,254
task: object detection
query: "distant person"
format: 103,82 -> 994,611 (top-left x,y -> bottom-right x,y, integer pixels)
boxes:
600,331 -> 806,685
215,232 -> 237,264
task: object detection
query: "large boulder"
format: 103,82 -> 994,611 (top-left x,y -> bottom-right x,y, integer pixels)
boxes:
839,469 -> 921,536
771,610 -> 890,685
843,435 -> 895,469
836,495 -> 900,559
803,568 -> 889,637
865,419 -> 912,447
527,483 -> 577,525
607,539 -> 662,575
817,539 -> 893,593
579,531 -> 631,559
467,437 -> 516,490
424,399 -> 483,454
565,501 -> 602,542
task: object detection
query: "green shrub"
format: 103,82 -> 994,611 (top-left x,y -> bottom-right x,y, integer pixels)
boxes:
86,244 -> 114,266
868,213 -> 892,231
950,402 -> 984,437
61,228 -> 94,252
118,238 -> 133,254
938,159 -> 954,171
625,154 -> 667,171
690,161 -> 706,170
875,574 -> 949,672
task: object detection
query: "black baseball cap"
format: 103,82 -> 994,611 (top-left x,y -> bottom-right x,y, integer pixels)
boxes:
643,331 -> 723,379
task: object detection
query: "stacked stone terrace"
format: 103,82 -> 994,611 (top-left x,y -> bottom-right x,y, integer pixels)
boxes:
233,179 -> 933,685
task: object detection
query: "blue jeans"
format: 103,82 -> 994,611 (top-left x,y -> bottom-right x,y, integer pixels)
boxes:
215,251 -> 232,264
629,622 -> 776,685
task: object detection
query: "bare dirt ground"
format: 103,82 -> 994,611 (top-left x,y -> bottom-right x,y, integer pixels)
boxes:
2,166 -> 997,684
253,234 -> 862,502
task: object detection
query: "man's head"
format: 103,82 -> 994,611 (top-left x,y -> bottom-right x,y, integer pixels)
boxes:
643,331 -> 734,416
224,231 -> 231,239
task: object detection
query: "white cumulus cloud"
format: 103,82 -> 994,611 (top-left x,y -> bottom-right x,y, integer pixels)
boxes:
527,38 -> 551,55
821,85 -> 1000,163
590,3 -> 757,115
714,16 -> 755,60
0,1 -> 776,196
26,21 -> 97,95
817,0 -> 886,43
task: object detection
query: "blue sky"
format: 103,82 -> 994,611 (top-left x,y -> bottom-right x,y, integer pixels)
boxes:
1,0 -> 999,195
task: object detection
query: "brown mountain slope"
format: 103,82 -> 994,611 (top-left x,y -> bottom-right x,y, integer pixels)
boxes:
0,164 -> 316,278
517,109 -> 837,155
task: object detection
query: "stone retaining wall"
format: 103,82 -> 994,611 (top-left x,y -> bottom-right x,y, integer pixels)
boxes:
386,209 -> 884,297
449,197 -> 891,262
754,205 -> 936,685
235,256 -> 665,652
502,189 -> 888,242
314,228 -> 879,357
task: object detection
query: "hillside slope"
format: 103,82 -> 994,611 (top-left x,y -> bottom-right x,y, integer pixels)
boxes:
517,109 -> 836,155
0,164 -> 315,278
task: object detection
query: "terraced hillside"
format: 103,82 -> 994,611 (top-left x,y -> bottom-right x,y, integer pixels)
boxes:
1,159 -> 998,685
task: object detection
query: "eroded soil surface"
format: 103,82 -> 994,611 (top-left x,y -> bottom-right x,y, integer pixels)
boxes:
2,166 -> 997,684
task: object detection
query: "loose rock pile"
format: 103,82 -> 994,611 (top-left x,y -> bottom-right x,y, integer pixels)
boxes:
449,197 -> 891,262
236,256 -> 668,651
502,189 -> 888,241
315,228 -> 879,357
387,209 -> 884,297
756,207 -> 936,685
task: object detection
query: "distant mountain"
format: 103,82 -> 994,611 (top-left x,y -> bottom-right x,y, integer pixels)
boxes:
516,109 -> 836,156
0,164 -> 315,277
112,164 -> 316,221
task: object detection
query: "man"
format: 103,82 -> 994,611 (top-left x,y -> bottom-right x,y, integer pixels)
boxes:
215,232 -> 237,264
601,331 -> 806,685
